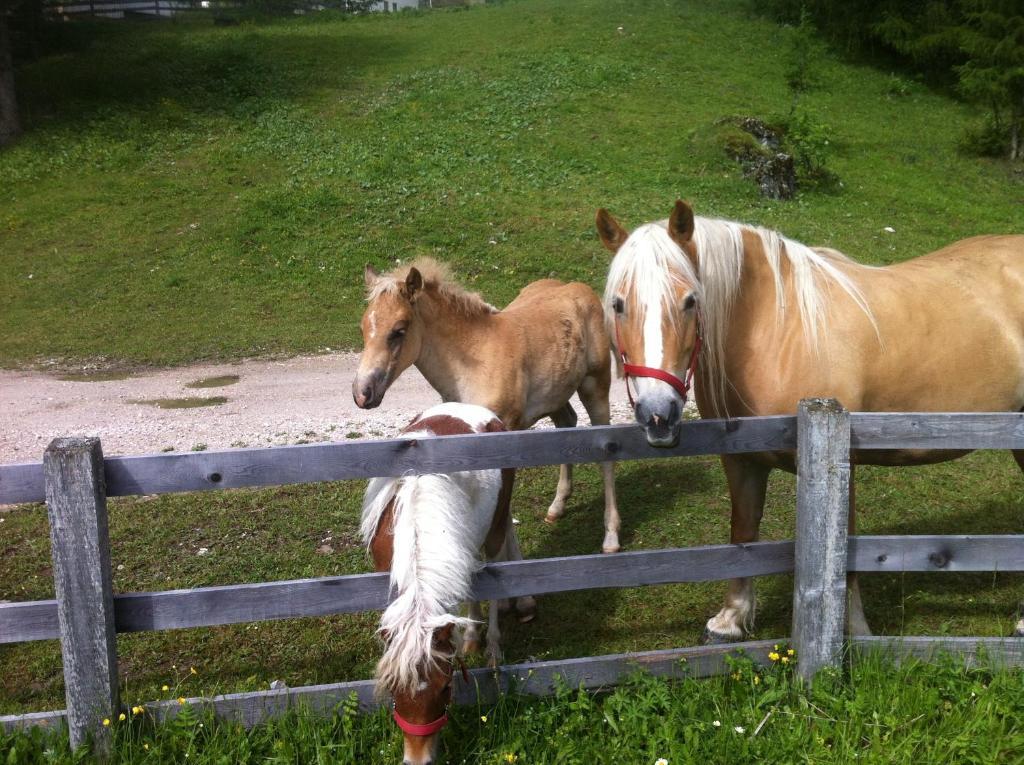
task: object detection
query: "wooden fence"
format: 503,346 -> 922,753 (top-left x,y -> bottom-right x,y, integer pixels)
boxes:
3,400 -> 1024,755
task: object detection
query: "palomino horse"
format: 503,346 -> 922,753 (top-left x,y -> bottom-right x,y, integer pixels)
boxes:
354,257 -> 622,553
599,200 -> 1024,642
362,402 -> 532,765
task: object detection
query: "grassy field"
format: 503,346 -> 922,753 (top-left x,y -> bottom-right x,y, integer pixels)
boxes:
1,0 -> 1022,367
5,654 -> 1024,764
3,0 -> 1024,751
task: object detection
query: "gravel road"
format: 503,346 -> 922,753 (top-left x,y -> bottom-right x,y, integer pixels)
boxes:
0,353 -> 642,463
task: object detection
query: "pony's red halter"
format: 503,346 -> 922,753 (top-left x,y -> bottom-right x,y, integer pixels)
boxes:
391,657 -> 469,738
614,312 -> 702,408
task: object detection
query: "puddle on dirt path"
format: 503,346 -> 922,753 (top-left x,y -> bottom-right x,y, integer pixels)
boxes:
186,375 -> 240,389
133,396 -> 228,409
59,371 -> 134,382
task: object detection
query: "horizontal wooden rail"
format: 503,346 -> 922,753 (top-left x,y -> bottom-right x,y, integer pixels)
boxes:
850,412 -> 1024,450
7,411 -> 1024,507
0,416 -> 797,505
0,541 -> 795,643
6,534 -> 1024,645
0,639 -> 782,732
7,635 -> 1024,734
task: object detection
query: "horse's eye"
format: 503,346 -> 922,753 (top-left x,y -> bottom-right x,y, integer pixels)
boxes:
682,294 -> 696,311
389,327 -> 406,342
612,297 -> 625,314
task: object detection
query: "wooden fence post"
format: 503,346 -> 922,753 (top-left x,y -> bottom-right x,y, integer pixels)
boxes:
44,438 -> 119,757
792,398 -> 851,683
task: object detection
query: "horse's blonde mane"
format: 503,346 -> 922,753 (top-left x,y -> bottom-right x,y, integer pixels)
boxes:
360,470 -> 484,697
369,257 -> 498,317
604,217 -> 876,415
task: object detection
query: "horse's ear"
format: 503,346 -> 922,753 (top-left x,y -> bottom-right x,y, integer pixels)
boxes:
433,623 -> 454,648
668,200 -> 695,245
596,208 -> 628,253
364,264 -> 380,289
404,267 -> 423,301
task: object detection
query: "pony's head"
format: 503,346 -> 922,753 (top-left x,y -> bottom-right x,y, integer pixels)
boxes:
379,622 -> 458,765
599,201 -> 702,447
354,264 -> 426,409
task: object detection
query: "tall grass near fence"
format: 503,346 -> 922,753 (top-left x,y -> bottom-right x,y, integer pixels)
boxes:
5,654 -> 1024,764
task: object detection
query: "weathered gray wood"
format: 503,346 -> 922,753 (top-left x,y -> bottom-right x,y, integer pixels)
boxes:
0,599 -> 59,643
1,542 -> 794,642
851,412 -> 1024,450
851,636 -> 1024,667
0,461 -> 45,505
792,399 -> 851,683
849,535 -> 1024,572
44,438 -> 119,756
2,639 -> 780,732
0,709 -> 66,733
0,416 -> 797,505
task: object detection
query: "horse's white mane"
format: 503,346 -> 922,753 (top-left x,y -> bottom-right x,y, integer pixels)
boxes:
604,216 -> 876,414
361,460 -> 494,696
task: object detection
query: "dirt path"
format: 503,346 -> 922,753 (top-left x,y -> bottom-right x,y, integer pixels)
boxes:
0,353 -> 646,463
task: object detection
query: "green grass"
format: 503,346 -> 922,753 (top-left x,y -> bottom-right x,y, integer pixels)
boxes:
2,0 -> 1022,367
5,653 -> 1024,764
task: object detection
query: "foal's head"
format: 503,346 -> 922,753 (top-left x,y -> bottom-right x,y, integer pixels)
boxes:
599,201 -> 702,447
380,623 -> 458,765
354,264 -> 425,409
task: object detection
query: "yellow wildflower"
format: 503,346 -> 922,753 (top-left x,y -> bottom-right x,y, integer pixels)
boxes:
731,672 -> 741,681
133,706 -> 144,715
102,718 -> 111,727
753,675 -> 761,685
787,648 -> 795,657
178,697 -> 187,705
781,656 -> 790,665
118,713 -> 126,722
190,666 -> 198,675
505,754 -> 518,763
768,652 -> 780,662
161,685 -> 169,692
480,715 -> 488,723
144,744 -> 149,751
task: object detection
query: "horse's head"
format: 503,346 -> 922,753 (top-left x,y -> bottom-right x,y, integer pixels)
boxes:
354,265 -> 425,409
599,201 -> 702,448
382,624 -> 457,765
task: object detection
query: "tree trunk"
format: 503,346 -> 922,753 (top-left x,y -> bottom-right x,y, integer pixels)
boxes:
0,6 -> 21,148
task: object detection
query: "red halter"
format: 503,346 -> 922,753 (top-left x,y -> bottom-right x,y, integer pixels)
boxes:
614,311 -> 702,408
391,657 -> 469,738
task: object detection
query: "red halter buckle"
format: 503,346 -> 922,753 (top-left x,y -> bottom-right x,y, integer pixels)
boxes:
614,312 -> 702,408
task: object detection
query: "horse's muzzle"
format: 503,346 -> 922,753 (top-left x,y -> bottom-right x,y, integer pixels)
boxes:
636,399 -> 682,448
352,370 -> 386,409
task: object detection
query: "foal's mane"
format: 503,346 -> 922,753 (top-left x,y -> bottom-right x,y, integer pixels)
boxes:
370,257 -> 498,317
361,470 -> 481,697
604,217 -> 876,414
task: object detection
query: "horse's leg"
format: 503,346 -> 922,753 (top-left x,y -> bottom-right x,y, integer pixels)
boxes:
846,464 -> 872,636
462,601 -> 483,656
703,454 -> 770,644
503,524 -> 536,623
577,375 -> 621,553
544,402 -> 578,524
1012,450 -> 1024,636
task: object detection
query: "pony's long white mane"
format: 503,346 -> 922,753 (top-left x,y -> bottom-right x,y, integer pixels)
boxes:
361,469 -> 491,696
604,217 -> 876,414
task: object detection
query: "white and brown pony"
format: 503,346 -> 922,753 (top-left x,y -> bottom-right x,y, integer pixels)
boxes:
362,402 -> 532,765
354,257 -> 622,553
599,200 -> 1024,642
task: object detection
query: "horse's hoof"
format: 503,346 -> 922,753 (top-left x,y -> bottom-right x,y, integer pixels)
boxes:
700,628 -> 741,646
602,544 -> 621,554
515,596 -> 537,623
1012,621 -> 1024,638
543,513 -> 560,525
